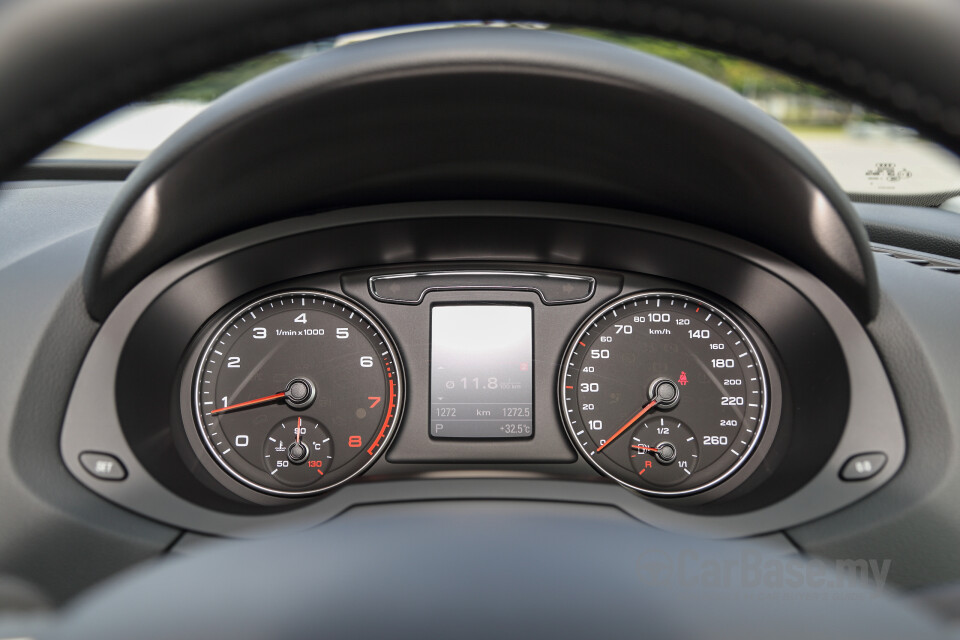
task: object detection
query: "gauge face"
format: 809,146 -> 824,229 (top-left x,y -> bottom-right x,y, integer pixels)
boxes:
192,290 -> 403,496
559,291 -> 769,496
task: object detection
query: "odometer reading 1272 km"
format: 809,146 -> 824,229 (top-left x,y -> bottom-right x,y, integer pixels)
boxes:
192,290 -> 404,497
559,291 -> 769,496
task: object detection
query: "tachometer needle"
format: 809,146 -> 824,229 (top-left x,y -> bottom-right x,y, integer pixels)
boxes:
211,391 -> 286,415
596,398 -> 658,453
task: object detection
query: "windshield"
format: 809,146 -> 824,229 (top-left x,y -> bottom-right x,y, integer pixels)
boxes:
39,23 -> 960,205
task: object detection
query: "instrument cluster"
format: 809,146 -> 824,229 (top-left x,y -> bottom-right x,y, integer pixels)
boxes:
182,268 -> 783,502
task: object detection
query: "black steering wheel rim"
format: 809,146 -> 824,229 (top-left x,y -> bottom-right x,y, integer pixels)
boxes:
1,0 -> 959,182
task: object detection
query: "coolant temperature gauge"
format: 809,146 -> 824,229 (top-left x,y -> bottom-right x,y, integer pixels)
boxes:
262,417 -> 334,488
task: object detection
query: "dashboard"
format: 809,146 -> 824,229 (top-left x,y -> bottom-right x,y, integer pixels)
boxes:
59,201 -> 903,537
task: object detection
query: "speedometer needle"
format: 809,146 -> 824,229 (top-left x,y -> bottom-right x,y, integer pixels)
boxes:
596,398 -> 658,453
211,391 -> 286,414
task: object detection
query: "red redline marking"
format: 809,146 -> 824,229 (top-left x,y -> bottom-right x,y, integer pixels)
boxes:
695,307 -> 700,312
367,377 -> 396,455
579,341 -> 586,347
638,469 -> 646,476
566,386 -> 574,389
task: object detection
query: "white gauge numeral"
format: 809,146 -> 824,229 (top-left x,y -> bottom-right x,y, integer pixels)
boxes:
360,356 -> 374,368
294,313 -> 307,324
337,327 -> 349,339
235,435 -> 249,447
227,356 -> 240,368
252,327 -> 267,339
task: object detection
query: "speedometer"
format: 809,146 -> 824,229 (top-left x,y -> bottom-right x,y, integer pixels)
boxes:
559,291 -> 769,496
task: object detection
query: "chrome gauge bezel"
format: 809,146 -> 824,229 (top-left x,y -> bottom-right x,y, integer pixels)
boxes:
558,290 -> 771,497
191,289 -> 405,497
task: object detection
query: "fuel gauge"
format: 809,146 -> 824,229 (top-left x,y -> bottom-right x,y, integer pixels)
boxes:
629,418 -> 699,488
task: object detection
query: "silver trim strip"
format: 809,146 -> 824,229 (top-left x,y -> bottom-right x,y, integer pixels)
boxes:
368,270 -> 595,305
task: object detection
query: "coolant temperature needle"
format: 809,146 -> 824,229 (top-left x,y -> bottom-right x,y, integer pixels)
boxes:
210,391 -> 286,415
595,398 -> 658,453
296,417 -> 302,445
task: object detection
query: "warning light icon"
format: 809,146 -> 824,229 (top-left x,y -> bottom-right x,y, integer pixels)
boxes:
678,371 -> 688,386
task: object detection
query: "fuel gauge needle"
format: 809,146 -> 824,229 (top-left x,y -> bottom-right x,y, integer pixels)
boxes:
632,444 -> 661,453
595,399 -> 658,453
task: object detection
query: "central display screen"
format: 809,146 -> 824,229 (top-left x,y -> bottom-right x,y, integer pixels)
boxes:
430,305 -> 533,439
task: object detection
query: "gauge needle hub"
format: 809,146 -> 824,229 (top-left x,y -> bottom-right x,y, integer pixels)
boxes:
596,398 -> 658,452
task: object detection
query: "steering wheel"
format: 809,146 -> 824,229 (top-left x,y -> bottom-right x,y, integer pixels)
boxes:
1,1 -> 958,638
2,0 -> 959,179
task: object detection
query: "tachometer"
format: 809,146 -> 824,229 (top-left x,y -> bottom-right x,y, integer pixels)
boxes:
192,290 -> 403,496
559,291 -> 768,496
